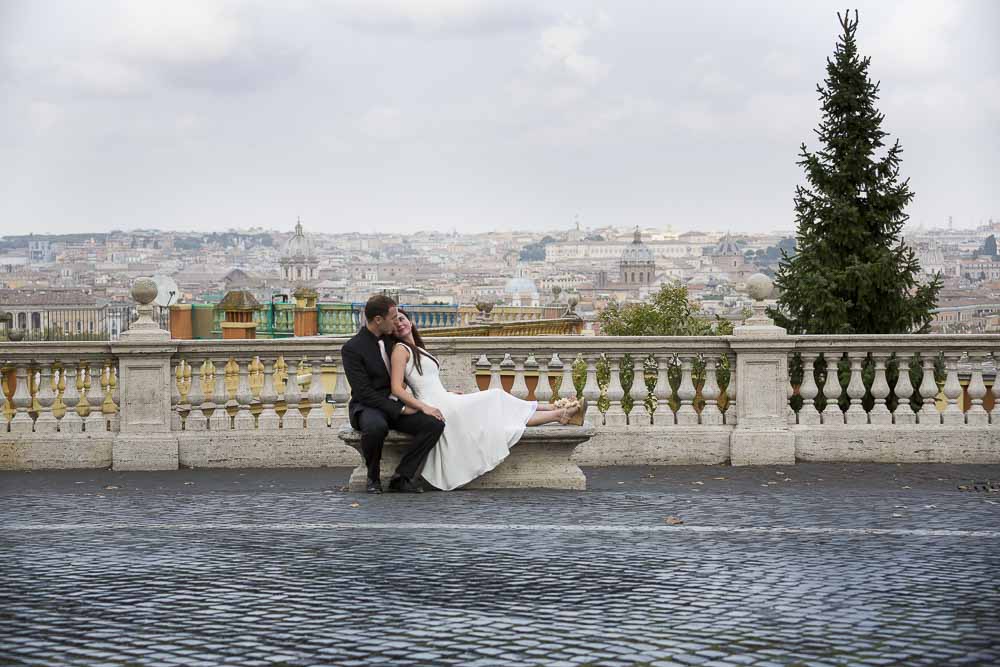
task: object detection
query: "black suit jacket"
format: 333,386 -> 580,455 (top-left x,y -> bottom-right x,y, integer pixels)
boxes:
341,327 -> 404,428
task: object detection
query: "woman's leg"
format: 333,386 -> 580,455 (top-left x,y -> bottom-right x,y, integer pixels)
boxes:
526,405 -> 579,426
535,400 -> 578,411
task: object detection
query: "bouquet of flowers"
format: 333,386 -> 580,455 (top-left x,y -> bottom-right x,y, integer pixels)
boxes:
553,396 -> 580,409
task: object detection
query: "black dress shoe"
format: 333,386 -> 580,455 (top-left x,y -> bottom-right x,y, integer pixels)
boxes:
388,476 -> 424,493
366,479 -> 383,494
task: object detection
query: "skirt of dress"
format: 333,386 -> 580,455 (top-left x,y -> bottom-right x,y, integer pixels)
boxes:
419,388 -> 537,491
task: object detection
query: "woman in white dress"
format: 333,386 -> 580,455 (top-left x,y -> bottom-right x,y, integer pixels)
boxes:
388,310 -> 583,491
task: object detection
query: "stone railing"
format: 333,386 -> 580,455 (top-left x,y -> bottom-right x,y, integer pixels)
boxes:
422,317 -> 585,338
2,279 -> 998,470
205,303 -> 554,338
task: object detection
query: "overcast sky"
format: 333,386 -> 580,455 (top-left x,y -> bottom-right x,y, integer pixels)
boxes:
1,1 -> 997,237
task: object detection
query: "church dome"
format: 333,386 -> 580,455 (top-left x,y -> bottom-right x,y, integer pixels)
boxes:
621,227 -> 654,264
713,233 -> 742,256
281,219 -> 316,261
504,276 -> 538,296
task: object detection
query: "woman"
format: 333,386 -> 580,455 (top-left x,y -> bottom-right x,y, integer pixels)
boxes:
388,309 -> 585,491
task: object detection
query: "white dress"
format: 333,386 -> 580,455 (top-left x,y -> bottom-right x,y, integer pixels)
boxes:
397,344 -> 537,491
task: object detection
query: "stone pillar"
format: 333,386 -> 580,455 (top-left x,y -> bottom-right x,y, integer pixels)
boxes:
729,274 -> 795,466
111,278 -> 179,471
293,287 -> 319,337
169,303 -> 192,339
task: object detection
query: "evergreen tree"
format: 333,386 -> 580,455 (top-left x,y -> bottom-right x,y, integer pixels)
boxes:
769,10 -> 941,334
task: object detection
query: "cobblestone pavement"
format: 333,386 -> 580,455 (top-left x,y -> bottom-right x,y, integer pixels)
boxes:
2,464 -> 999,667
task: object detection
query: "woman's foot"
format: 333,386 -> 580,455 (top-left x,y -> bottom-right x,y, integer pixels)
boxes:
559,405 -> 580,425
565,399 -> 588,426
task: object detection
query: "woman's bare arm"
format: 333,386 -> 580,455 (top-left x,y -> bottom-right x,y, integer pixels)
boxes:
390,345 -> 445,422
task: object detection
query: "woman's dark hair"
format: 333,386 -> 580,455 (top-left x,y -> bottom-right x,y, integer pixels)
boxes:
397,309 -> 435,375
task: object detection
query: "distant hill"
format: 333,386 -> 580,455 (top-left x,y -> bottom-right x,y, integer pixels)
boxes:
0,233 -> 110,250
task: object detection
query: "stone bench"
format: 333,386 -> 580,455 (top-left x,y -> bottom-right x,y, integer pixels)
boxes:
338,423 -> 596,491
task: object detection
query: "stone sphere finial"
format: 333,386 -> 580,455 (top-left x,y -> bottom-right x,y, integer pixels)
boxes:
747,273 -> 773,301
131,277 -> 158,306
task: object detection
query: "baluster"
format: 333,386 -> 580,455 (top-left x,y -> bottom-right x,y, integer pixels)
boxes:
10,364 -> 34,433
701,355 -> 722,426
604,354 -> 627,426
170,360 -> 184,431
725,355 -> 737,425
787,356 -> 797,425
283,357 -> 304,430
509,354 -> 530,399
654,354 -> 673,426
581,354 -> 601,416
868,353 -> 892,425
85,363 -> 106,433
499,353 -> 516,394
60,362 -> 84,433
2,366 -> 12,430
559,353 -> 576,400
209,358 -> 231,430
257,358 -> 280,430
331,356 -> 350,425
965,352 -> 988,426
33,361 -> 58,432
629,355 -> 650,426
524,352 -> 539,401
233,357 -> 256,430
185,359 -> 208,431
306,358 -> 327,429
675,355 -> 698,425
55,364 -> 66,417
892,354 -> 916,425
991,352 -> 1000,426
108,362 -> 120,432
487,355 -> 503,392
820,354 -> 844,426
918,355 -> 941,426
941,352 -> 963,425
844,353 -> 868,425
535,355 -> 553,404
474,353 -> 491,392
798,354 -> 820,425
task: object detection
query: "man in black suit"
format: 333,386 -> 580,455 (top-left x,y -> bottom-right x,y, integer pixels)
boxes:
341,294 -> 444,493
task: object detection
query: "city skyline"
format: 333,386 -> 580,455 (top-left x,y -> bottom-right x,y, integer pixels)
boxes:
2,0 -> 997,236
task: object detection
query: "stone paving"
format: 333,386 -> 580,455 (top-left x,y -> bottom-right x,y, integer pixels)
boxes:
1,464 -> 999,666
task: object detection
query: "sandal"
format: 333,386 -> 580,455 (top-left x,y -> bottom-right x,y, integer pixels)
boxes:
565,399 -> 588,426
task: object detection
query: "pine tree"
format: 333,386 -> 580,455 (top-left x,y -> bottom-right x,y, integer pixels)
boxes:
769,10 -> 941,334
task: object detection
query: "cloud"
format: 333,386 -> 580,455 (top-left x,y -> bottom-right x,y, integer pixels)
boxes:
867,0 -> 965,78
359,106 -> 405,140
2,0 -> 301,97
329,0 -> 544,36
28,101 -> 65,132
537,15 -> 610,85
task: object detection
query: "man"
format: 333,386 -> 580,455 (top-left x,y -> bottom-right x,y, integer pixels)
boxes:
341,294 -> 444,493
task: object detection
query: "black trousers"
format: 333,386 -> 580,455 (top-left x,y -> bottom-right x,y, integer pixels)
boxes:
354,408 -> 445,483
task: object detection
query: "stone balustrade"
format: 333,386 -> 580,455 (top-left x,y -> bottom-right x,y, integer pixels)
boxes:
2,325 -> 998,470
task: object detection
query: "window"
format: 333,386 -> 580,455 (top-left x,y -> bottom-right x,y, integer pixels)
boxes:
17,312 -> 26,329
31,312 -> 41,330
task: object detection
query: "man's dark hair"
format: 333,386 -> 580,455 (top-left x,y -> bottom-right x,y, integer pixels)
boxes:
364,294 -> 397,322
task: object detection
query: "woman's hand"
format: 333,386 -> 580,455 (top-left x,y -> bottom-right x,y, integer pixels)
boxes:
420,403 -> 445,422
